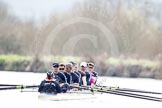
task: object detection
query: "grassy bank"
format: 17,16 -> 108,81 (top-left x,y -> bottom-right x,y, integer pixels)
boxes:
0,55 -> 81,72
0,55 -> 161,79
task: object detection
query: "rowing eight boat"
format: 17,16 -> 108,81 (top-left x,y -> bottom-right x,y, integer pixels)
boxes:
38,90 -> 101,101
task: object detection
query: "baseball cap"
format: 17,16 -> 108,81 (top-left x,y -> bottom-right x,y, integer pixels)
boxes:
52,62 -> 59,67
88,62 -> 95,68
80,62 -> 87,67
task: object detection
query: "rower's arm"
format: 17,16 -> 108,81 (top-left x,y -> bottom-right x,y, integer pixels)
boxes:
82,76 -> 87,86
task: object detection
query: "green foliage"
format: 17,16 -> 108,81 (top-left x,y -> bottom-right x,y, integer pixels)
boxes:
106,57 -> 160,68
0,55 -> 82,72
0,55 -> 31,62
0,55 -> 161,79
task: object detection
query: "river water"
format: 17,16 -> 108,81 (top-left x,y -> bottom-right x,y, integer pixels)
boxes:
0,71 -> 162,108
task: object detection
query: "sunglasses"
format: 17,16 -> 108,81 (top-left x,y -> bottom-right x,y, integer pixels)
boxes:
59,68 -> 65,70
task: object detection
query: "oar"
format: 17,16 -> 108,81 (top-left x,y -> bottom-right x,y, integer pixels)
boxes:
96,89 -> 162,102
0,85 -> 39,90
92,88 -> 162,101
0,84 -> 21,86
96,85 -> 162,95
91,86 -> 162,100
70,85 -> 162,102
21,90 -> 38,92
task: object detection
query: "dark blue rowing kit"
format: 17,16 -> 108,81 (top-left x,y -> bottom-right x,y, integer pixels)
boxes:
91,71 -> 98,77
78,71 -> 86,86
38,79 -> 61,94
62,72 -> 80,84
71,72 -> 80,83
85,71 -> 91,85
54,72 -> 67,83
74,71 -> 81,79
64,72 -> 72,84
38,69 -> 98,94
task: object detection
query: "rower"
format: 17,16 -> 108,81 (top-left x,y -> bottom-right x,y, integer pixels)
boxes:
70,61 -> 81,80
52,62 -> 67,84
78,62 -> 89,86
64,64 -> 72,84
87,62 -> 98,86
66,63 -> 79,85
38,70 -> 62,94
59,63 -> 66,73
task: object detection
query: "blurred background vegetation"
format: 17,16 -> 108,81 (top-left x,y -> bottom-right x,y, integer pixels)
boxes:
0,0 -> 162,79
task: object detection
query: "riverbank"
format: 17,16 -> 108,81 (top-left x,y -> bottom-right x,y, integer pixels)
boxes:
0,55 -> 162,79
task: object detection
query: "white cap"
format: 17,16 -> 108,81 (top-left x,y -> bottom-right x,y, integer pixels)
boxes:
80,62 -> 87,67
